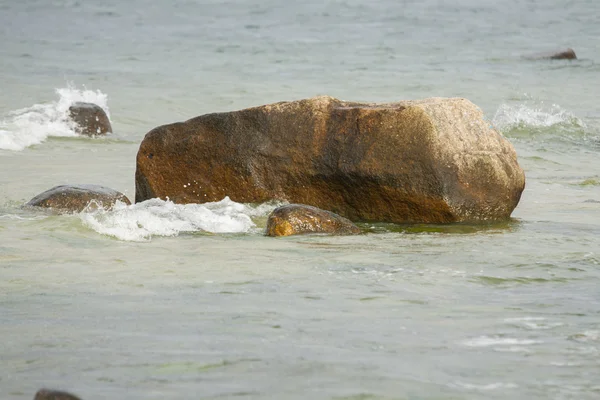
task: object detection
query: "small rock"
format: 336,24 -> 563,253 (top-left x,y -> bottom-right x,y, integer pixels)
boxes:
34,389 -> 82,400
266,204 -> 361,237
524,48 -> 577,60
68,102 -> 112,136
26,184 -> 131,213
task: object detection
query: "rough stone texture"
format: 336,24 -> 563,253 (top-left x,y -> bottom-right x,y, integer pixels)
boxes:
26,184 -> 131,213
266,204 -> 361,237
34,389 -> 82,400
68,102 -> 112,136
135,96 -> 525,224
524,48 -> 577,60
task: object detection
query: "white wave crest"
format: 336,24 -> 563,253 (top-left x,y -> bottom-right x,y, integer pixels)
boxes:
492,102 -> 585,132
80,197 -> 267,241
462,336 -> 541,347
0,85 -> 110,151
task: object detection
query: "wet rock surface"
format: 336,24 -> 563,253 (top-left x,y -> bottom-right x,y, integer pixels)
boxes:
266,204 -> 361,237
68,102 -> 112,136
26,184 -> 130,213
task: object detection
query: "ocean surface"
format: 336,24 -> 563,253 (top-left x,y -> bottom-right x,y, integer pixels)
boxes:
1,0 -> 600,399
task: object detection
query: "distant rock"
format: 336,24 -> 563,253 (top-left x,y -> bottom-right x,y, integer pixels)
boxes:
68,102 -> 112,136
524,48 -> 577,60
135,96 -> 525,224
26,184 -> 130,213
266,204 -> 361,237
34,389 -> 82,400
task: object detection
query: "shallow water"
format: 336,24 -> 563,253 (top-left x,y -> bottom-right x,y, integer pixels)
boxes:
1,0 -> 600,399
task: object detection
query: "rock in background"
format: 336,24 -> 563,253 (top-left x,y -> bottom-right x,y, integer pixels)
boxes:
68,102 -> 112,136
524,48 -> 577,60
34,389 -> 82,400
135,96 -> 525,224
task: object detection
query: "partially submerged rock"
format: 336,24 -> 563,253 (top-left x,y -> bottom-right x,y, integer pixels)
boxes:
524,48 -> 577,60
34,389 -> 82,400
266,204 -> 361,237
135,96 -> 525,224
26,184 -> 131,213
68,102 -> 112,136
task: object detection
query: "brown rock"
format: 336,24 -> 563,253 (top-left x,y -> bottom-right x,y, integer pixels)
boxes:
26,184 -> 131,213
266,204 -> 361,237
34,389 -> 81,400
524,48 -> 577,60
68,102 -> 112,136
135,96 -> 525,224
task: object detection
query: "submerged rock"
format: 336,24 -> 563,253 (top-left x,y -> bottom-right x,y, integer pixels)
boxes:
524,48 -> 577,60
68,102 -> 112,136
135,96 -> 525,224
34,389 -> 82,400
26,184 -> 131,213
266,204 -> 361,237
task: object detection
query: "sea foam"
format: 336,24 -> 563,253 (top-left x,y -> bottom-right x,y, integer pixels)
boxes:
80,197 -> 273,241
0,85 -> 110,151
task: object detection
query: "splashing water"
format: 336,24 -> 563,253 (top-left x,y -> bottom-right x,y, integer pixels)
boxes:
0,85 -> 110,151
80,197 -> 278,241
492,102 -> 585,133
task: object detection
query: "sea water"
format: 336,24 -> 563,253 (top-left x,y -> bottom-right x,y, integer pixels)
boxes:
1,0 -> 600,399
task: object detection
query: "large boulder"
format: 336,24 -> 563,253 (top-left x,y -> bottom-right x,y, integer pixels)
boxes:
68,102 -> 112,136
135,96 -> 525,224
34,389 -> 81,400
266,204 -> 361,237
27,184 -> 131,213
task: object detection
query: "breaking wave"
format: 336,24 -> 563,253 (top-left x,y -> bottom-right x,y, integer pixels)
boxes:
492,102 -> 585,133
0,85 -> 110,151
80,197 -> 279,242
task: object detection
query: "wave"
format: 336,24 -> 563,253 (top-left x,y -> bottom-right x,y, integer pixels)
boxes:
80,197 -> 279,242
0,85 -> 110,151
462,336 -> 541,347
492,102 -> 585,134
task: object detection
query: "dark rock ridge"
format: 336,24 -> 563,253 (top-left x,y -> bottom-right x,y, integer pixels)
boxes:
34,389 -> 81,400
266,204 -> 361,237
68,102 -> 112,136
135,96 -> 525,224
27,184 -> 131,213
524,48 -> 577,60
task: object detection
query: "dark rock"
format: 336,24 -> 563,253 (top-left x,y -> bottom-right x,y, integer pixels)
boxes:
68,102 -> 112,136
34,389 -> 81,400
524,48 -> 577,60
266,204 -> 361,237
26,184 -> 131,213
135,96 -> 525,224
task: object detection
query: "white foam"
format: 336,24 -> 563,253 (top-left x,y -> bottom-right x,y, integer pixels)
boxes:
0,84 -> 110,151
0,214 -> 47,221
462,336 -> 541,347
80,197 -> 267,241
493,346 -> 532,353
504,316 -> 563,330
492,102 -> 585,132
